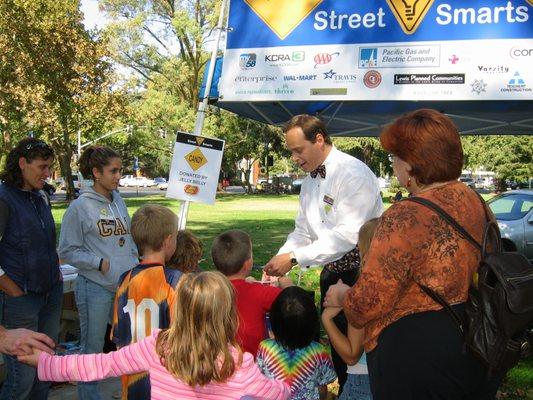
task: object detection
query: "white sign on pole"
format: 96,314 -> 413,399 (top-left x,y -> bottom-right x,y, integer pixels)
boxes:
166,132 -> 225,205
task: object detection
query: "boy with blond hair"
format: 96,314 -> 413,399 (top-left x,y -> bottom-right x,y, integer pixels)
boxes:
211,230 -> 293,356
111,204 -> 182,400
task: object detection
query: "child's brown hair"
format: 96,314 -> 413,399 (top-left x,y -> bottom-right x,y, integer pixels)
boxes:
167,230 -> 203,273
358,217 -> 381,260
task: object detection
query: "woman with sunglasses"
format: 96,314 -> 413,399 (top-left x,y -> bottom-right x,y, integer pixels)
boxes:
0,138 -> 62,400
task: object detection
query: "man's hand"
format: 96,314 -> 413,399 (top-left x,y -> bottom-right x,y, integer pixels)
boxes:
323,279 -> 351,308
263,253 -> 292,277
0,327 -> 55,356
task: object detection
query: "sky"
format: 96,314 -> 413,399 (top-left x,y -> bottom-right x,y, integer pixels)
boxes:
80,0 -> 109,30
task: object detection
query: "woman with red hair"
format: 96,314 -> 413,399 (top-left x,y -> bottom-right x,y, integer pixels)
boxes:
324,109 -> 502,399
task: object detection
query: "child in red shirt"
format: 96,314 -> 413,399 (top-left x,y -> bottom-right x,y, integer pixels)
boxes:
211,230 -> 292,356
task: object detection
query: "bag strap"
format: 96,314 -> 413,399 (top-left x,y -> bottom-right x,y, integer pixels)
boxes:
402,196 -> 485,334
417,283 -> 464,333
405,197 -> 482,251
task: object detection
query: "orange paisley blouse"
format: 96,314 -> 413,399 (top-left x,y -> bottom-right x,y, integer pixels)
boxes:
344,181 -> 493,352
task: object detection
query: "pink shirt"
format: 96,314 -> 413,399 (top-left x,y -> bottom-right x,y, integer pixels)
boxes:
38,330 -> 290,400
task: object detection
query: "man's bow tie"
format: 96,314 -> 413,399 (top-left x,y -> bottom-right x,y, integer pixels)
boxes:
310,164 -> 326,179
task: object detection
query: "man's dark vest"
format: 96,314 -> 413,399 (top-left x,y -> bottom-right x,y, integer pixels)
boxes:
0,183 -> 60,293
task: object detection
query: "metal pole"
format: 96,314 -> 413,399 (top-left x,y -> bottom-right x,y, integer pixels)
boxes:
178,0 -> 228,230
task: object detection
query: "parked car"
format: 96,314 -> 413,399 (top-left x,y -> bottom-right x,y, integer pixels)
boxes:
119,175 -> 155,187
42,181 -> 56,197
292,179 -> 303,194
487,189 -> 533,262
459,177 -> 476,189
154,177 -> 168,190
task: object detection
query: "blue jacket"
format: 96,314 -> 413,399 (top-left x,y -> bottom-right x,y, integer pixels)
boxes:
0,183 -> 60,293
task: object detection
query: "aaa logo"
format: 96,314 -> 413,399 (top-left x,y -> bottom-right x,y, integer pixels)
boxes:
244,0 -> 323,40
386,0 -> 435,35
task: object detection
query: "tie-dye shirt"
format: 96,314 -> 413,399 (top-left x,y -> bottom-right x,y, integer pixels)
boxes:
256,339 -> 336,400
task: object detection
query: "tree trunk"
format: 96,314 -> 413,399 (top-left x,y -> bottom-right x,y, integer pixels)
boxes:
55,124 -> 75,200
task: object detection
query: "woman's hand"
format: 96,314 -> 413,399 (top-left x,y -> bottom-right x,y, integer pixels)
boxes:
100,259 -> 110,275
323,279 -> 351,308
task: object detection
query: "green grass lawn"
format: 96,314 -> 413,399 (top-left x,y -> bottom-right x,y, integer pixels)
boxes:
51,192 -> 530,397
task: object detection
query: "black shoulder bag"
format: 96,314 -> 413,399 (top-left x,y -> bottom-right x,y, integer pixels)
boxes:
405,196 -> 533,375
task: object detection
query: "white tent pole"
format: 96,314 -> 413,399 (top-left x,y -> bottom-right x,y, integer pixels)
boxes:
178,0 -> 229,231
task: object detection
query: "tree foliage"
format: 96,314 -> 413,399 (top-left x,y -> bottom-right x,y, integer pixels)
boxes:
462,136 -> 533,182
0,0 -> 123,198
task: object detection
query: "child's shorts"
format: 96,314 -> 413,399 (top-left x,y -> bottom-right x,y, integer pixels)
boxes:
339,374 -> 372,400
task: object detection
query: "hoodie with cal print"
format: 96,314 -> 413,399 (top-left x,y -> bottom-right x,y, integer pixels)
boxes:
58,186 -> 138,291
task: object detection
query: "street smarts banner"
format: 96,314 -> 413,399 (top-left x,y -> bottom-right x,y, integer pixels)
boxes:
218,0 -> 533,102
167,132 -> 225,205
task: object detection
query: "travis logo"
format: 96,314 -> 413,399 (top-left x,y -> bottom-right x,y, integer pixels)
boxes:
244,0 -> 323,39
386,0 -> 435,35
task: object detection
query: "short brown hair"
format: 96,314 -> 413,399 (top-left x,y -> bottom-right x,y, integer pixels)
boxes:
131,204 -> 178,256
283,114 -> 332,145
358,218 -> 380,260
211,230 -> 252,276
0,138 -> 54,188
167,230 -> 203,273
380,109 -> 463,185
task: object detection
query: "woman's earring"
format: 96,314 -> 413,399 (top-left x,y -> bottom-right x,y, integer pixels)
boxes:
407,177 -> 412,187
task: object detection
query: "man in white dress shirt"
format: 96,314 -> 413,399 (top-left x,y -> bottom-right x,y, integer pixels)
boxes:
264,114 -> 383,393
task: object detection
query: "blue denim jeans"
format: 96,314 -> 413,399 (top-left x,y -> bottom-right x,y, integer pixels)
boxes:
0,280 -> 63,400
339,374 -> 373,400
74,275 -> 116,400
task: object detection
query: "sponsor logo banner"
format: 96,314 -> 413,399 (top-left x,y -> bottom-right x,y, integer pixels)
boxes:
219,39 -> 533,101
227,0 -> 531,49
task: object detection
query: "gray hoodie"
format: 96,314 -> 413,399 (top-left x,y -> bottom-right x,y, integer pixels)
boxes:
58,186 -> 138,291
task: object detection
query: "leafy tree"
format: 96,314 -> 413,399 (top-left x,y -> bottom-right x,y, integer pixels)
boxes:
462,136 -> 533,183
0,0 -> 122,198
100,0 -> 219,107
333,137 -> 391,177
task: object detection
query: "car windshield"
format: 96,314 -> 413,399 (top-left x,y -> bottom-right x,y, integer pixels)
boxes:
488,193 -> 533,221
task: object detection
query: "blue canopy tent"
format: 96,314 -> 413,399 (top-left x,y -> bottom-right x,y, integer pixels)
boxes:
201,0 -> 533,136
